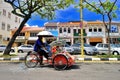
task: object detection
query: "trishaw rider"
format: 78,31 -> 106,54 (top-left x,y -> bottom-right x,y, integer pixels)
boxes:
34,35 -> 49,65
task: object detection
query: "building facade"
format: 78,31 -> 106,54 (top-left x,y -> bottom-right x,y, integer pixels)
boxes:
0,0 -> 22,44
44,21 -> 120,46
11,26 -> 44,46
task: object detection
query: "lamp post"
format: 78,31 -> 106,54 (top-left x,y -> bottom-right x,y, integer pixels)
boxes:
80,0 -> 84,58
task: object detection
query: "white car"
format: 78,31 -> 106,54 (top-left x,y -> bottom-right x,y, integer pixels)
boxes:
62,43 -> 74,54
111,44 -> 120,55
0,44 -> 14,52
95,43 -> 110,54
17,45 -> 34,53
71,43 -> 99,55
95,43 -> 120,55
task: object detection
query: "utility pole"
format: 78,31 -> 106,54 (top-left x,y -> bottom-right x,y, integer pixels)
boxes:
80,0 -> 84,58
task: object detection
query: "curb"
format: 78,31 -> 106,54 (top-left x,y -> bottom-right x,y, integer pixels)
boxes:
0,57 -> 25,62
77,58 -> 120,61
0,57 -> 120,62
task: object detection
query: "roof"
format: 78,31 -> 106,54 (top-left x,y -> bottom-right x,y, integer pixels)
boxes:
11,26 -> 45,32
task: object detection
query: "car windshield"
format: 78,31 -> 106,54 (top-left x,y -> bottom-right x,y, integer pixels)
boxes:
71,44 -> 80,47
84,44 -> 92,47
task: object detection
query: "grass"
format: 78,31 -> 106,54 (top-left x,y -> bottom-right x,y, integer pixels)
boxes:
0,54 -> 17,58
96,54 -> 120,58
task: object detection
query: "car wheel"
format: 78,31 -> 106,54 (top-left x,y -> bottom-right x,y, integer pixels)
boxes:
84,50 -> 87,55
112,51 -> 119,55
18,50 -> 24,53
10,49 -> 15,52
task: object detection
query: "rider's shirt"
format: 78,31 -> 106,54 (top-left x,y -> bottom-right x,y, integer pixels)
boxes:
34,39 -> 44,52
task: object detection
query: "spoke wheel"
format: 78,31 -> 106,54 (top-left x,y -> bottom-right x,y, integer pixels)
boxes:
25,54 -> 38,68
53,54 -> 68,70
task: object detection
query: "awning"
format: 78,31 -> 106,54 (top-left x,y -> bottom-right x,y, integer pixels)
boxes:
89,38 -> 102,42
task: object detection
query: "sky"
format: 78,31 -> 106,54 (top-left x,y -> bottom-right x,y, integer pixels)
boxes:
26,1 -> 120,27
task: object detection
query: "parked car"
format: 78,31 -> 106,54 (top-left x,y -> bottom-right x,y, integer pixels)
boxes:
17,44 -> 34,53
110,44 -> 120,55
62,43 -> 74,54
0,44 -> 14,52
95,43 -> 110,54
95,43 -> 119,55
71,43 -> 99,55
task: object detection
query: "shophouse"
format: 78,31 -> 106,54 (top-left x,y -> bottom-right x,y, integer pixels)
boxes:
10,26 -> 44,46
45,21 -> 120,46
0,0 -> 22,44
87,21 -> 120,45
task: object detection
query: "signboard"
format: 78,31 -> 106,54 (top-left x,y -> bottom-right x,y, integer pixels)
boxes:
110,25 -> 118,33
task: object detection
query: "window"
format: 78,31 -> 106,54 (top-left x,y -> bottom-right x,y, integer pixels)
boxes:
59,28 -> 62,33
73,29 -> 76,33
104,44 -> 108,48
3,9 -> 6,16
68,28 -> 71,33
8,12 -> 11,19
89,28 -> 92,32
64,28 -> 66,32
78,29 -> 81,33
98,28 -> 102,32
98,44 -> 103,47
30,33 -> 37,37
94,28 -> 97,32
2,22 -> 5,30
15,16 -> 18,22
7,24 -> 10,31
19,33 -> 25,36
19,18 -> 21,23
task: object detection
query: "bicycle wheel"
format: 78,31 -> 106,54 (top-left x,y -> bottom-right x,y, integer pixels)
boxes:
24,53 -> 39,68
53,54 -> 68,70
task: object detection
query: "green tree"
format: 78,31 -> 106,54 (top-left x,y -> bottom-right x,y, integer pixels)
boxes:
4,0 -> 74,55
83,0 -> 118,54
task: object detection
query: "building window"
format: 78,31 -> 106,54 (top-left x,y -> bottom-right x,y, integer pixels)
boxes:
19,33 -> 25,36
59,28 -> 62,33
2,22 -> 5,30
89,28 -> 92,32
68,28 -> 71,33
3,9 -> 6,16
7,24 -> 10,31
98,28 -> 102,32
8,12 -> 11,19
15,16 -> 18,22
64,28 -> 66,32
73,29 -> 76,34
19,18 -> 21,23
78,29 -> 81,33
94,28 -> 97,32
30,33 -> 37,37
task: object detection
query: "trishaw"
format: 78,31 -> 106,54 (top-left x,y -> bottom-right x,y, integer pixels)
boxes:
24,31 -> 75,70
24,40 -> 75,70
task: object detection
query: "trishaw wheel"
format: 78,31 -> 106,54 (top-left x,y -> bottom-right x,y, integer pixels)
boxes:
53,54 -> 68,70
24,53 -> 39,68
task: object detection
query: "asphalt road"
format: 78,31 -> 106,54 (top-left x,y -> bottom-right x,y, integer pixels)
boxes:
0,62 -> 120,80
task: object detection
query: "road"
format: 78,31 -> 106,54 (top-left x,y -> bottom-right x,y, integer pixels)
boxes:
0,62 -> 120,80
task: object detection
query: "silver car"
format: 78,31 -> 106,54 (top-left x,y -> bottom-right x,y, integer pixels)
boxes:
0,44 -> 14,52
62,43 -> 74,54
71,43 -> 99,55
18,45 -> 34,53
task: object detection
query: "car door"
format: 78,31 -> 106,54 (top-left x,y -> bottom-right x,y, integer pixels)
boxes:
103,44 -> 109,53
26,45 -> 33,52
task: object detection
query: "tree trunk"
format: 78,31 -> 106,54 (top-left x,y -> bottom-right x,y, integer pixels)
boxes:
3,17 -> 30,55
107,30 -> 111,55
